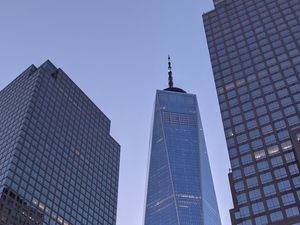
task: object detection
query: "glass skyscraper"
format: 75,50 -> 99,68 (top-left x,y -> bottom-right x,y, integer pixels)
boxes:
203,0 -> 300,224
144,60 -> 221,225
0,60 -> 120,225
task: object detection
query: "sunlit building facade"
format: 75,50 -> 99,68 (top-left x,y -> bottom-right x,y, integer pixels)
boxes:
144,61 -> 221,225
203,0 -> 300,224
0,61 -> 120,225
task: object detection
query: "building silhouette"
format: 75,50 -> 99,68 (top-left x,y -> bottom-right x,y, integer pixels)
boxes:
0,61 -> 120,225
203,0 -> 300,224
143,58 -> 221,225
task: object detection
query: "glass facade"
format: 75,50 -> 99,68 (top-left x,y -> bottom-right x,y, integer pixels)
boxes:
0,61 -> 120,225
203,0 -> 300,224
144,89 -> 221,225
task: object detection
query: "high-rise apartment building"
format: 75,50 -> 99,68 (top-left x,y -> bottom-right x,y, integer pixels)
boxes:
203,0 -> 300,224
0,61 -> 120,225
144,59 -> 221,225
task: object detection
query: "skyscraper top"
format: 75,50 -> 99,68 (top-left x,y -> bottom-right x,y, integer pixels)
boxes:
164,56 -> 186,93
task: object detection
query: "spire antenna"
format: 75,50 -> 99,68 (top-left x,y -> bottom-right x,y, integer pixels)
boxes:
168,55 -> 173,88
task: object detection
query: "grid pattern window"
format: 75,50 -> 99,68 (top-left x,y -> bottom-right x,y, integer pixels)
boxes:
203,0 -> 300,224
0,61 -> 120,225
0,65 -> 38,190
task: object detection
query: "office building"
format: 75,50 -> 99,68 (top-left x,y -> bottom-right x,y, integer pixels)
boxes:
203,0 -> 300,224
144,58 -> 221,225
0,61 -> 120,225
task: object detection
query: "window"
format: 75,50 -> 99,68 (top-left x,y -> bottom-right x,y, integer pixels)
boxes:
244,165 -> 256,176
226,129 -> 235,138
229,98 -> 239,107
237,193 -> 247,205
256,106 -> 267,116
260,172 -> 272,184
262,125 -> 273,134
281,140 -> 292,151
247,177 -> 258,188
241,154 -> 253,165
274,167 -> 287,179
254,98 -> 264,107
245,111 -> 255,120
293,177 -> 300,188
271,156 -> 283,167
227,90 -> 237,99
278,180 -> 291,192
251,89 -> 262,98
263,184 -> 276,197
259,115 -> 270,125
237,134 -> 248,144
235,124 -> 246,133
257,160 -> 269,172
267,145 -> 279,155
229,148 -> 238,158
263,85 -> 274,94
255,215 -> 268,225
233,115 -> 243,125
240,206 -> 250,218
252,202 -> 265,214
231,106 -> 241,116
284,106 -> 296,116
233,169 -> 242,180
286,207 -> 300,218
227,138 -> 235,148
249,189 -> 261,201
249,129 -> 260,139
267,197 -> 280,210
247,120 -> 257,129
238,86 -> 248,95
232,158 -> 240,168
252,139 -> 263,149
277,130 -> 289,140
285,152 -> 296,163
265,93 -> 276,102
281,97 -> 292,107
274,120 -> 286,130
281,193 -> 296,206
268,102 -> 280,111
288,115 -> 300,126
294,93 -> 300,102
255,150 -> 266,160
288,164 -> 299,175
270,211 -> 283,222
277,88 -> 289,98
239,144 -> 250,154
235,181 -> 245,192
264,135 -> 276,144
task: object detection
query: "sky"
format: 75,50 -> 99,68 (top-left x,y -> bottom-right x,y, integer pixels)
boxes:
0,1 -> 232,225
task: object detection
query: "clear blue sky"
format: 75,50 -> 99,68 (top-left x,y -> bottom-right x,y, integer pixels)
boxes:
0,1 -> 232,224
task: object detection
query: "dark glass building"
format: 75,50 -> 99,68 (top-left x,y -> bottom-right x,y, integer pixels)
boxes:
0,61 -> 120,225
203,0 -> 300,224
143,60 -> 221,225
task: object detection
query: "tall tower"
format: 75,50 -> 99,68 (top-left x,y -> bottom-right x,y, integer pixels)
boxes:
144,58 -> 221,225
0,61 -> 120,225
203,0 -> 300,224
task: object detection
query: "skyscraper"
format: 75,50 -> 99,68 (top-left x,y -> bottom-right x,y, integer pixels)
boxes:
143,58 -> 221,225
203,0 -> 300,224
0,61 -> 120,225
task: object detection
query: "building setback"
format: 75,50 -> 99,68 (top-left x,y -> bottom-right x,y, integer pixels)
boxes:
0,61 -> 120,225
203,0 -> 300,224
143,59 -> 221,225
